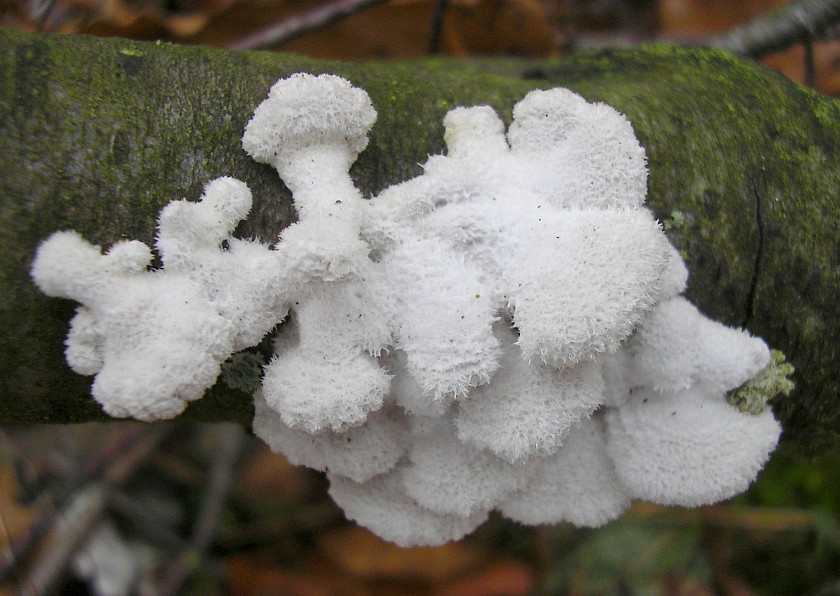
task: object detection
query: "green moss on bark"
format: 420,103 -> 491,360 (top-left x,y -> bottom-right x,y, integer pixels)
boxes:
1,29 -> 838,454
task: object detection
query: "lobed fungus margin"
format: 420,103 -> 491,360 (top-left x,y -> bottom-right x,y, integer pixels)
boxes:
31,73 -> 784,546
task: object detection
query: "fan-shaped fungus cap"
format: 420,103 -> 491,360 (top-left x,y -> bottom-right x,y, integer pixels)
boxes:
605,385 -> 781,507
500,414 -> 631,527
253,390 -> 408,483
328,468 -> 488,547
400,416 -> 531,517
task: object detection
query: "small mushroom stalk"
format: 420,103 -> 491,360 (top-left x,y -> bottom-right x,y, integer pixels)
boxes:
243,73 -> 377,282
244,74 -> 392,432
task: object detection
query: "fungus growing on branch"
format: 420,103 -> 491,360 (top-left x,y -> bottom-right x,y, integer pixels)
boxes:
31,177 -> 285,421
32,72 -> 787,547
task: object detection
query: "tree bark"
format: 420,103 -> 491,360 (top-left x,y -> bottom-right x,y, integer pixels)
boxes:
1,28 -> 838,455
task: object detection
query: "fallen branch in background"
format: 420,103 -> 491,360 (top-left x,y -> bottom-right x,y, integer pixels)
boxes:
1,425 -> 168,593
709,0 -> 840,57
155,424 -> 246,596
230,0 -> 389,50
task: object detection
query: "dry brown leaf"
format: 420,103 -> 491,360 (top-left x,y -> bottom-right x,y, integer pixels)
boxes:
0,467 -> 38,551
319,525 -> 484,583
225,554 -> 350,596
433,560 -> 535,596
237,445 -> 312,504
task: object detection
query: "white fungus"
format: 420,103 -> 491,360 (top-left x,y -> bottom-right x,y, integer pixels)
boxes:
455,323 -> 604,464
605,385 -> 781,507
400,414 -> 533,517
500,414 -> 632,527
627,296 -> 771,394
30,177 -> 285,421
328,467 -> 489,548
253,390 -> 408,483
32,73 -> 785,546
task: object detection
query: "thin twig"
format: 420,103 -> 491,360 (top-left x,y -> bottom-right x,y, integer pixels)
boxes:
230,0 -> 389,51
153,424 -> 246,596
7,425 -> 168,594
0,425 -> 163,584
428,0 -> 450,55
804,37 -> 817,86
16,484 -> 109,596
709,0 -> 840,58
34,0 -> 58,32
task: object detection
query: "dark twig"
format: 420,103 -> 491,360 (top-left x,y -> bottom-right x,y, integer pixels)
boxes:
804,36 -> 817,86
230,0 -> 389,51
34,0 -> 58,32
428,0 -> 450,55
709,0 -> 840,58
153,424 -> 246,596
7,425 -> 168,594
0,425 -> 153,583
16,484 -> 110,596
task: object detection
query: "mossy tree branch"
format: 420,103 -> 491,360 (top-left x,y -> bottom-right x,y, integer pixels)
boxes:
1,28 -> 838,455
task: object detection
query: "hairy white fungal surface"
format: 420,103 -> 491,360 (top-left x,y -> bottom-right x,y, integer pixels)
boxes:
328,467 -> 489,547
627,296 -> 771,394
499,414 -> 632,527
32,73 -> 782,547
400,415 -> 533,517
253,390 -> 408,483
31,178 -> 286,421
605,385 -> 781,506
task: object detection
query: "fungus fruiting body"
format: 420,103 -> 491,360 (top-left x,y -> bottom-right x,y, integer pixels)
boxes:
32,73 -> 784,547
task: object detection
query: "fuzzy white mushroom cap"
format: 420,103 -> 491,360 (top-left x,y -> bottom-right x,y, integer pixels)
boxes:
455,325 -> 604,464
605,385 -> 781,506
30,177 -> 286,421
262,330 -> 390,433
31,231 -> 236,421
400,415 -> 533,517
507,87 -> 648,210
628,296 -> 771,394
328,468 -> 488,548
505,206 -> 670,366
253,390 -> 408,483
500,414 -> 631,527
242,73 -> 376,167
382,237 -> 502,399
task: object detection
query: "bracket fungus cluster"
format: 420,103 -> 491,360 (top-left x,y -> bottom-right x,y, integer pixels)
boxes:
32,73 -> 784,547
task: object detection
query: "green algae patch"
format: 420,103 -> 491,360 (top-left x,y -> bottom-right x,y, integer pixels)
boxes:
728,350 -> 796,415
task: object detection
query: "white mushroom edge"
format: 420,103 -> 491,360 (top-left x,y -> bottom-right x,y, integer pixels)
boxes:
31,73 -> 783,547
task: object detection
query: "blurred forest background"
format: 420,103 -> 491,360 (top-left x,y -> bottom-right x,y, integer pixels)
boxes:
2,1 -> 840,594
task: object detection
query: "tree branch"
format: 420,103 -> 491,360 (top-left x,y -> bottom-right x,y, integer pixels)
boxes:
709,0 -> 840,57
1,28 -> 839,455
229,0 -> 389,50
